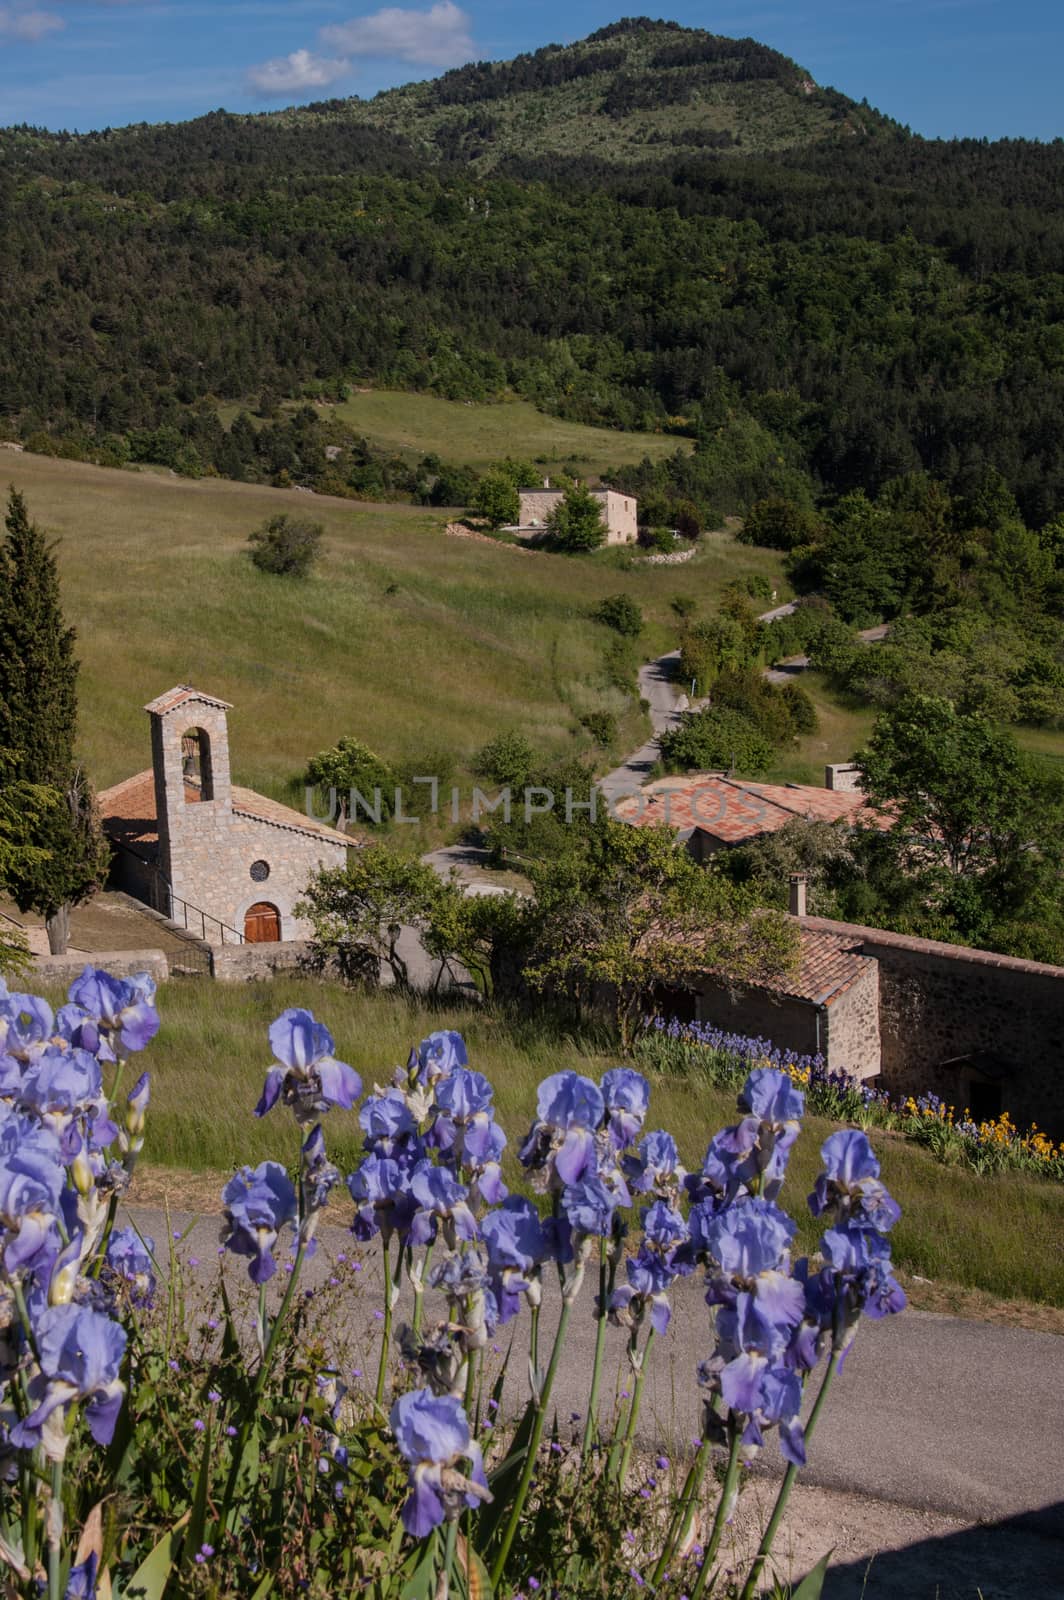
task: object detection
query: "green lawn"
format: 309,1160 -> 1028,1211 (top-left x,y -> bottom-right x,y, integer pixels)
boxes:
5,454 -> 783,802
59,976 -> 1064,1310
763,672 -> 877,785
318,390 -> 691,475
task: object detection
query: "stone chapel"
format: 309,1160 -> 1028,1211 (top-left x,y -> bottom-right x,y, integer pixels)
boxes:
98,686 -> 350,944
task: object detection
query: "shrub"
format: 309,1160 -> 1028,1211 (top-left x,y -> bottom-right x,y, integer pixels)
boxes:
781,681 -> 819,734
640,525 -> 676,552
739,495 -> 821,550
247,513 -> 323,578
659,704 -> 776,776
472,470 -> 520,528
593,592 -> 643,636
670,593 -> 698,622
547,484 -> 606,552
580,709 -> 618,746
474,728 -> 537,789
305,736 -> 395,824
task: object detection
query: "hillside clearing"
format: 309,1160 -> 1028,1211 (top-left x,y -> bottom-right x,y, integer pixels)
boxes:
4,452 -> 783,799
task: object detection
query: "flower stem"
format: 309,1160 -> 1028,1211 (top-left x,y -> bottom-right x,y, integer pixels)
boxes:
739,1352 -> 839,1600
690,1423 -> 742,1600
375,1235 -> 394,1409
47,1455 -> 64,1600
489,1296 -> 574,1589
616,1325 -> 655,1485
651,1437 -> 711,1590
580,1237 -> 611,1458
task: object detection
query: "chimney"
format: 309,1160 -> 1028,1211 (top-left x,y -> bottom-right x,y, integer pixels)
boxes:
825,763 -> 862,793
789,873 -> 808,917
543,476 -> 550,489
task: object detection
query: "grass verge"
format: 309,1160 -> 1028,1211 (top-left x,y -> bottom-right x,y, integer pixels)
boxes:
54,976 -> 1064,1314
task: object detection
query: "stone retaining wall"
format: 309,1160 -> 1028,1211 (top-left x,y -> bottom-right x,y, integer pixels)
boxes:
210,941 -> 316,981
30,949 -> 170,984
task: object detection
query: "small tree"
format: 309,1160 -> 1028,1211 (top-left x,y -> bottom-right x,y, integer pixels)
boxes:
247,514 -> 323,578
297,844 -> 447,990
473,730 -> 537,791
593,593 -> 643,637
305,737 -> 395,826
527,817 -> 796,1049
0,491 -> 107,952
547,485 -> 606,553
472,472 -> 520,529
658,706 -> 775,777
0,750 -> 55,977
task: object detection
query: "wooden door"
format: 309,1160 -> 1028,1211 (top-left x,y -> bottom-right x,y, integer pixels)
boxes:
244,902 -> 281,943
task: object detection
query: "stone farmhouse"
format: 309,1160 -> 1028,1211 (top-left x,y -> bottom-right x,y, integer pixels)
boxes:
513,480 -> 638,544
98,686 -> 350,945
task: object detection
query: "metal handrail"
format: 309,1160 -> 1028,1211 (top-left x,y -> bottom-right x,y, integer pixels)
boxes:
110,841 -> 246,945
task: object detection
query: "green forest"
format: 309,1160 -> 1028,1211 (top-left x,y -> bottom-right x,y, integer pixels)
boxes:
2,17 -> 1064,524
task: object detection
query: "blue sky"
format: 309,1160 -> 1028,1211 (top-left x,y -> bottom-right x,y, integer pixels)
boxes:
1,0 -> 1061,139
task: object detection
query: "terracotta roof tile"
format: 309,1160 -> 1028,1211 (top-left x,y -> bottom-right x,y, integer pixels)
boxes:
98,770 -> 351,851
143,685 -> 233,716
615,775 -> 883,846
785,927 -> 874,1005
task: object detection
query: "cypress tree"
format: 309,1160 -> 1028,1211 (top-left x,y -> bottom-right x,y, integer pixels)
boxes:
0,488 -> 78,784
0,488 -> 108,952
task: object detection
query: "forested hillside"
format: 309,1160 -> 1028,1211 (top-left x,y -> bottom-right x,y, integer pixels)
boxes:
2,15 -> 1064,525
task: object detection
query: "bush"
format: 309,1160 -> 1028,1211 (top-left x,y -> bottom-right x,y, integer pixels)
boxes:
580,709 -> 618,746
593,592 -> 643,636
473,470 -> 520,528
474,729 -> 537,789
781,681 -> 819,734
247,513 -> 323,578
547,484 -> 606,552
739,495 -> 821,550
305,736 -> 396,824
670,594 -> 698,622
640,525 -> 677,553
659,705 -> 776,776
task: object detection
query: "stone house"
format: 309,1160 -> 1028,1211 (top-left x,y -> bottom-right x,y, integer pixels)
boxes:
98,686 -> 350,945
514,482 -> 638,545
614,768 -> 884,859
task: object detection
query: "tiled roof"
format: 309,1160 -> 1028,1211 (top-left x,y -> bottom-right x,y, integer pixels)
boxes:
143,685 -> 234,716
786,926 -> 874,1006
96,771 -> 160,859
98,770 -> 351,850
615,775 -> 881,845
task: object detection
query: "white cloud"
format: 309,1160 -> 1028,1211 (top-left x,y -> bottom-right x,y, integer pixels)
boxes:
246,48 -> 352,97
321,2 -> 474,67
0,5 -> 64,39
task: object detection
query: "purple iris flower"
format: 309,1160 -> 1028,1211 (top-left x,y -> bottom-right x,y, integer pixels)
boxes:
434,1068 -> 494,1121
741,1068 -> 805,1126
65,1553 -> 99,1599
416,1031 -> 469,1086
220,1161 -> 297,1283
360,1090 -> 418,1149
390,1389 -> 491,1536
809,1130 -> 902,1232
610,1245 -> 678,1335
624,1129 -> 686,1196
561,1174 -> 624,1239
702,1199 -> 805,1360
409,1163 -> 478,1248
55,1003 -> 113,1063
821,1223 -> 908,1324
601,1068 -> 650,1149
0,991 -> 54,1062
519,1071 -> 605,1189
21,1048 -> 103,1133
0,1118 -> 65,1273
105,1226 -> 157,1306
255,1009 -> 361,1122
347,1153 -> 417,1243
67,967 -> 160,1054
714,1350 -> 806,1467
121,1072 -> 151,1161
480,1196 -> 552,1322
12,1304 -> 127,1455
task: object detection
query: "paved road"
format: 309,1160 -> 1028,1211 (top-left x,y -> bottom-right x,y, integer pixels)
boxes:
598,650 -> 691,804
130,1207 -> 1064,1541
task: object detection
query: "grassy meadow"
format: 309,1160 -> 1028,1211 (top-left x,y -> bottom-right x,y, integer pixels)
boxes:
4,452 -> 784,801
315,390 -> 691,476
57,976 -> 1064,1311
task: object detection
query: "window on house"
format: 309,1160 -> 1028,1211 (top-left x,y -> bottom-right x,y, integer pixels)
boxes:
181,728 -> 213,802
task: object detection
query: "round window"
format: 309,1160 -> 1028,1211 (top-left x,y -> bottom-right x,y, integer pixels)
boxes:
249,860 -> 271,883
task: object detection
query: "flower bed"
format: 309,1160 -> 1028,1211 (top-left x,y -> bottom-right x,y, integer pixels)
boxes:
638,1017 -> 1064,1181
0,969 -> 907,1599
